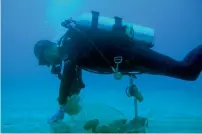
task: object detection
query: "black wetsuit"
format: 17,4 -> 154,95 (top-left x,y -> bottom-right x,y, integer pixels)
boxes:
56,27 -> 202,105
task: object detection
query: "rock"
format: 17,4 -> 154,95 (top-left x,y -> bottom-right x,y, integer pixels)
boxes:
83,119 -> 99,131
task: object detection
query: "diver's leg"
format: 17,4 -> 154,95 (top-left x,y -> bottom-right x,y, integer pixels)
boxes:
130,44 -> 202,81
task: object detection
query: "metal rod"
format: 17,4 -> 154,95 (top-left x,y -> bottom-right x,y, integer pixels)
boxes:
134,97 -> 138,119
129,76 -> 138,119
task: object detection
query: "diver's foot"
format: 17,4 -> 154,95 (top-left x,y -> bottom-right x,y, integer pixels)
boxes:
48,106 -> 65,124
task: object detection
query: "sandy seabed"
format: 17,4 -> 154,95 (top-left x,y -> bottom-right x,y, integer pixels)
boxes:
2,87 -> 202,133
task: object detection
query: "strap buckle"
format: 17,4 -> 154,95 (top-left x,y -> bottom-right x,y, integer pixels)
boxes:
114,56 -> 123,64
112,56 -> 123,80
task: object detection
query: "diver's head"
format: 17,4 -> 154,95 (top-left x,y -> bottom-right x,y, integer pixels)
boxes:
34,40 -> 61,66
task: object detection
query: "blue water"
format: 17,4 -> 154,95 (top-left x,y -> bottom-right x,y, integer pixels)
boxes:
1,0 -> 202,133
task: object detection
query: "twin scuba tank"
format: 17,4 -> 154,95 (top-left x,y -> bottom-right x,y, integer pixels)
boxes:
62,11 -> 155,47
61,11 -> 155,79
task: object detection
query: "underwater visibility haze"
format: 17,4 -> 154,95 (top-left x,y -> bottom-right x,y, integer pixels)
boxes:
1,0 -> 202,133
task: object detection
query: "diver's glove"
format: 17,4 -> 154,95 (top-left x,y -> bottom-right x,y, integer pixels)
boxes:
48,105 -> 65,123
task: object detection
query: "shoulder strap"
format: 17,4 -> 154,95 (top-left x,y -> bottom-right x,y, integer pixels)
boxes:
57,31 -> 70,48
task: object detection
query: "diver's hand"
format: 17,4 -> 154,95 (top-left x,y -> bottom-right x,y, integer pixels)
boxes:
64,95 -> 82,116
48,105 -> 65,124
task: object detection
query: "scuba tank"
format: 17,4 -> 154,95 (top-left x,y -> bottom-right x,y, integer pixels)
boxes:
61,11 -> 155,79
62,11 -> 155,48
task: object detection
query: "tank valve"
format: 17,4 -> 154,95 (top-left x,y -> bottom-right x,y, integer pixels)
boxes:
61,18 -> 76,29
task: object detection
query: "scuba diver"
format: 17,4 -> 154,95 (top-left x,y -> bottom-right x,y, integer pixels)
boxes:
34,11 -> 202,123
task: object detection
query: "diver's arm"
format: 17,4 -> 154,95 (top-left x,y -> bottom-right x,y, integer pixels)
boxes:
58,59 -> 77,105
57,36 -> 81,105
76,68 -> 85,88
